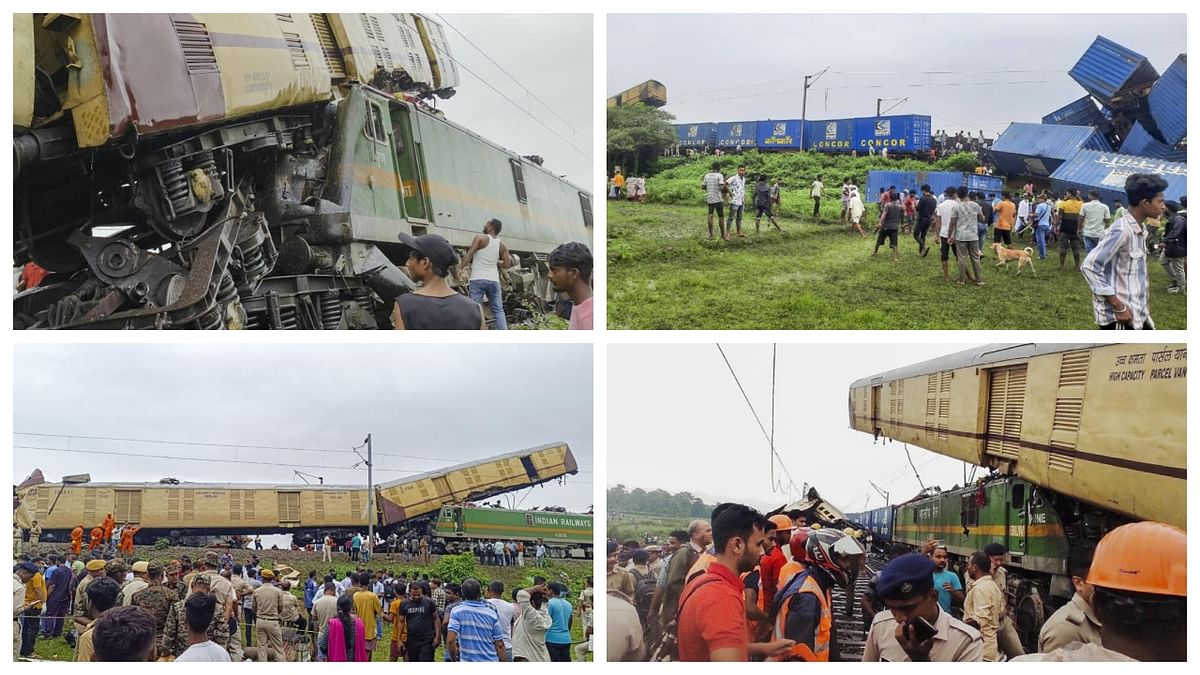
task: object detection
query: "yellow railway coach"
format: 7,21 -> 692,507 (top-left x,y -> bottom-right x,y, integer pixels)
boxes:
15,442 -> 578,544
848,344 -> 1185,529
375,442 -> 577,526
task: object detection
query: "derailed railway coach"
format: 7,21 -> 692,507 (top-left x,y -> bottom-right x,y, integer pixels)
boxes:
13,13 -> 592,329
13,442 -> 580,547
848,343 -> 1185,649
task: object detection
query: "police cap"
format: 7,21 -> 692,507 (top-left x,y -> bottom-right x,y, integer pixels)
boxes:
877,553 -> 936,600
983,543 -> 1007,557
86,559 -> 107,571
131,561 -> 149,573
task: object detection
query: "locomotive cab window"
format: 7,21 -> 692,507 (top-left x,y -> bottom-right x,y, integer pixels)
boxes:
365,101 -> 387,144
961,493 -> 979,528
579,192 -> 593,227
510,159 -> 528,203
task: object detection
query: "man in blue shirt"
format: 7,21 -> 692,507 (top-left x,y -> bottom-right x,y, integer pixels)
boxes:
931,547 -> 964,615
545,582 -> 574,661
1034,193 -> 1054,260
446,579 -> 505,662
304,570 -> 319,614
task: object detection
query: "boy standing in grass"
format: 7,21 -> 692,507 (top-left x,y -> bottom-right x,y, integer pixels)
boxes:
754,175 -> 781,233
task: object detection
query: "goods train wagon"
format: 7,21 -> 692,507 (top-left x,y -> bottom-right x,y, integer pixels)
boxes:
845,504 -> 895,546
432,505 -> 592,558
15,481 -> 371,543
374,442 -> 578,527
848,343 -> 1185,529
13,14 -> 591,329
607,80 -> 667,108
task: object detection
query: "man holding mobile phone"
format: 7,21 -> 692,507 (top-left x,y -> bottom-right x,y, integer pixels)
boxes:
862,554 -> 982,662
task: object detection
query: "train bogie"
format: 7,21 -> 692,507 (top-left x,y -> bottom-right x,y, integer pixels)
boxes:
849,344 -> 1185,529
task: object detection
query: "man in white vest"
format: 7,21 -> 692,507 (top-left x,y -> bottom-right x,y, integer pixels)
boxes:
460,218 -> 513,329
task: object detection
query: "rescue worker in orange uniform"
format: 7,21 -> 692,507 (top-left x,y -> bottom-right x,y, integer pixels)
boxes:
772,528 -> 864,662
119,525 -> 136,556
89,526 -> 104,552
102,513 -> 115,545
71,524 -> 85,556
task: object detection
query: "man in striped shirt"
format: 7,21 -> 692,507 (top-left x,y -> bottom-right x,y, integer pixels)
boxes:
446,579 -> 506,662
1081,173 -> 1167,329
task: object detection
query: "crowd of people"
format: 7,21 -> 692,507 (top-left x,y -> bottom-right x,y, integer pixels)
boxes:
14,536 -> 591,662
469,540 -> 549,568
606,502 -> 1186,663
392,228 -> 594,331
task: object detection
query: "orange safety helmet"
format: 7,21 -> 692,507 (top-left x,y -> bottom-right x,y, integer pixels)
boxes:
769,514 -> 794,534
789,527 -> 813,563
1087,521 -> 1186,597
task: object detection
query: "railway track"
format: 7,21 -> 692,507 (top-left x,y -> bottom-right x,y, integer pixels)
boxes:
831,553 -> 884,662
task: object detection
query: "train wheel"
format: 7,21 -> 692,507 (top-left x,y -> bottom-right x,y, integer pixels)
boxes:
1013,583 -> 1045,653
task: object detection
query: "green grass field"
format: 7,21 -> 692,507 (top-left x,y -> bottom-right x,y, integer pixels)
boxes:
26,546 -> 592,662
608,200 -> 1187,330
607,512 -> 693,545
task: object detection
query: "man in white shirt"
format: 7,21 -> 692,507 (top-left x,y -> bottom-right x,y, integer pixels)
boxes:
1079,190 -> 1112,253
176,593 -> 232,662
811,175 -> 825,220
459,218 -> 512,330
726,164 -> 748,238
934,188 -> 960,282
485,581 -> 515,661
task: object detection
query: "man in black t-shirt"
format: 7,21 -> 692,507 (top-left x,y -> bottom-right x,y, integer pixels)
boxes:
399,583 -> 441,661
915,185 -> 938,256
873,188 -> 904,262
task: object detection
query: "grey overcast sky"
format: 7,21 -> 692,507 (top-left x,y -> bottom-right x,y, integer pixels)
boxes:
437,13 -> 592,188
608,14 -> 1185,138
14,344 -> 593,514
608,343 -> 985,516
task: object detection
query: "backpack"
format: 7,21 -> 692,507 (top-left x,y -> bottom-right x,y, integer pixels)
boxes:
630,568 -> 657,621
644,576 -> 720,662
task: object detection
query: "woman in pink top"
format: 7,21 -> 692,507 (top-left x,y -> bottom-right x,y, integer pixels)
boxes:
322,594 -> 368,662
548,242 -> 593,330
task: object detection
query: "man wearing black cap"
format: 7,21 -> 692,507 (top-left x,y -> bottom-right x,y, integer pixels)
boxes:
862,554 -> 982,662
394,233 -> 485,330
982,542 -> 1024,658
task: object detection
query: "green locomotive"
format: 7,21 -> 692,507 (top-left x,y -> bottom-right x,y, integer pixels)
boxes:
431,505 -> 592,559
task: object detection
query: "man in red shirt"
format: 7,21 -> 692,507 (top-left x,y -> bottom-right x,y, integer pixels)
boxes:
758,514 -> 793,616
677,503 -> 795,662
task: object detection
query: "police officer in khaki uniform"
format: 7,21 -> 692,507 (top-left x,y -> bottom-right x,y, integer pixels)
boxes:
29,521 -> 42,549
983,543 -> 1025,658
1038,545 -> 1101,652
119,561 -> 150,606
73,559 -> 107,635
251,569 -> 286,662
863,554 -> 982,662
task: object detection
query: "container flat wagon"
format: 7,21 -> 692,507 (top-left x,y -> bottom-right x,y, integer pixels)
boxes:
432,505 -> 592,558
716,121 -> 760,149
675,123 -> 717,149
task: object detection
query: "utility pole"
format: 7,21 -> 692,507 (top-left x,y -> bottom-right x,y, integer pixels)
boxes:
799,66 -> 830,151
366,434 -> 374,551
877,97 -> 909,117
869,480 -> 890,505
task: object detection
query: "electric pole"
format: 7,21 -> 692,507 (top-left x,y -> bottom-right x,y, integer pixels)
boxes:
877,97 -> 908,117
799,66 -> 830,151
366,434 -> 374,551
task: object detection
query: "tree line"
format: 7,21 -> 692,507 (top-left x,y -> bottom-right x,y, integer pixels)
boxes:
607,485 -> 714,517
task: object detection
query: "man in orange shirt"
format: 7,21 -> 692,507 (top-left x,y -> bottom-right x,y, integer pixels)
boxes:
676,503 -> 794,662
758,515 -> 793,616
102,513 -> 115,545
993,193 -> 1016,247
71,525 -> 85,556
89,526 -> 104,552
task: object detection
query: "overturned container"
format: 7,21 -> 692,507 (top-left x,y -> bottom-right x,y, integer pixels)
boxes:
1068,35 -> 1160,109
1049,149 -> 1186,206
989,122 -> 1112,178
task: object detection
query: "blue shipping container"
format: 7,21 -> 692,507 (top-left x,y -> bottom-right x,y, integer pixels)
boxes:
965,173 -> 1005,195
805,118 -> 855,152
865,170 -> 963,202
1043,96 -> 1108,129
1068,35 -> 1160,107
1120,121 -> 1186,162
756,119 -> 804,149
716,121 -> 759,148
990,123 -> 1112,178
1148,54 -> 1186,146
853,114 -> 933,153
1050,149 -> 1186,208
676,123 -> 716,148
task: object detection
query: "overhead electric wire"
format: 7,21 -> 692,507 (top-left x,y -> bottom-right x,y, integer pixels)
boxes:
13,431 -> 593,472
668,79 -> 1062,107
435,53 -> 590,160
715,344 -> 802,499
435,14 -> 589,142
669,69 -> 1065,101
